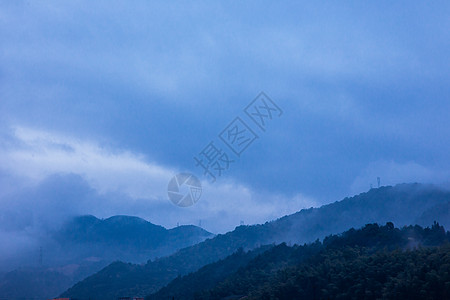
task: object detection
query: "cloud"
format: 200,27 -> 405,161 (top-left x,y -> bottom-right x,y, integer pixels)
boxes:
0,126 -> 174,200
0,126 -> 318,235
0,125 -> 320,269
0,0 -> 449,234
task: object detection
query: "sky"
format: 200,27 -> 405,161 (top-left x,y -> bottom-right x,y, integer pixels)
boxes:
0,1 -> 449,241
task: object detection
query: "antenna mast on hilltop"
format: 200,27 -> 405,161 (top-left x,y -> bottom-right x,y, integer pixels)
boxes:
377,177 -> 381,188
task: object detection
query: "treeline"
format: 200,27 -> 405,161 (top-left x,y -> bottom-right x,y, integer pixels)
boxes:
148,222 -> 450,300
244,244 -> 449,299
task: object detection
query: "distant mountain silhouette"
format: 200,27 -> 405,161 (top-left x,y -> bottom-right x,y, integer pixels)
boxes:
62,183 -> 450,299
54,215 -> 213,263
0,215 -> 213,300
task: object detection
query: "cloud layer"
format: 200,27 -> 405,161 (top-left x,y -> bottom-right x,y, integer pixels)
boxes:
0,126 -> 317,234
0,1 -> 449,262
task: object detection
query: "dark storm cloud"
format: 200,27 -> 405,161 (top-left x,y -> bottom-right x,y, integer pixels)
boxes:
0,1 -> 449,237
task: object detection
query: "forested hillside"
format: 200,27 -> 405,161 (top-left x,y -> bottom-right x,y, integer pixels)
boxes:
148,222 -> 450,300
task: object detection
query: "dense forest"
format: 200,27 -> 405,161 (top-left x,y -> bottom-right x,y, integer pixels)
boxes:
148,222 -> 450,300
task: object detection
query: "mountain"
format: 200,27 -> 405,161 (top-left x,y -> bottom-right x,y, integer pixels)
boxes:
53,215 -> 214,263
0,215 -> 213,300
148,222 -> 449,300
62,183 -> 450,299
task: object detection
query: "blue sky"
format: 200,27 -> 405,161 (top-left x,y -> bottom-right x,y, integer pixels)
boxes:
0,1 -> 449,236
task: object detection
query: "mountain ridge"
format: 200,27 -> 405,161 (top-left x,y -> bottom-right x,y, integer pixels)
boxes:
148,222 -> 450,300
62,183 -> 450,299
